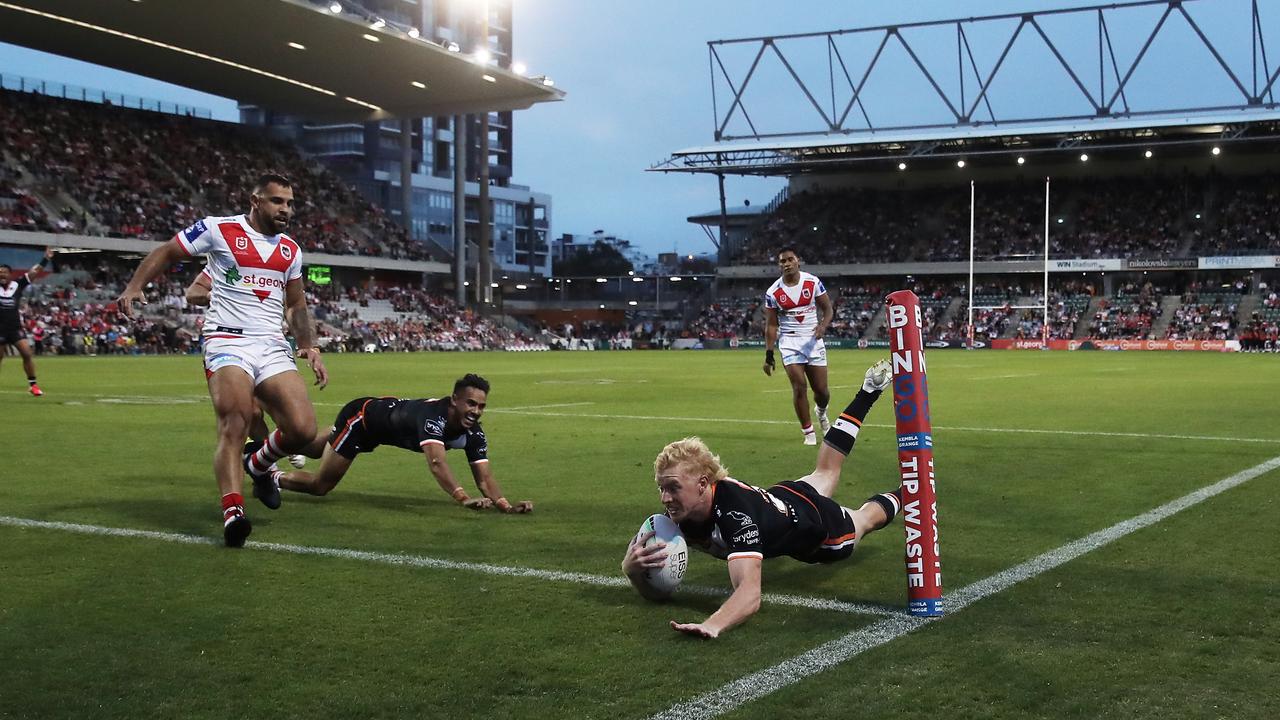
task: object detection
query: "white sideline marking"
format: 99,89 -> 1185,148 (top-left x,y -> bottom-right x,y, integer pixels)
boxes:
763,384 -> 859,394
499,402 -> 595,411
649,454 -> 1280,720
966,372 -> 1041,380
11,390 -> 1279,445
492,409 -> 1280,445
0,516 -> 898,618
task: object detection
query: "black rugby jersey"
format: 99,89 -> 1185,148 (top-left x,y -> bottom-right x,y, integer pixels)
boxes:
0,275 -> 32,329
678,477 -> 832,561
361,397 -> 488,462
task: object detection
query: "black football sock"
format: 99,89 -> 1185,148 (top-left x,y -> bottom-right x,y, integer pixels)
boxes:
821,388 -> 882,455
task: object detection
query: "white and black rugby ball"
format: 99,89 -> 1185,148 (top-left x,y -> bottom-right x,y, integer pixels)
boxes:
635,513 -> 689,597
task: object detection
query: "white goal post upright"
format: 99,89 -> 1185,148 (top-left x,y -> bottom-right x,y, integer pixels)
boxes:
966,176 -> 1051,348
1043,176 -> 1051,346
966,180 -> 975,349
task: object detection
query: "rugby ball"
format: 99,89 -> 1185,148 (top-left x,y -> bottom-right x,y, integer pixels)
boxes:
635,513 -> 689,596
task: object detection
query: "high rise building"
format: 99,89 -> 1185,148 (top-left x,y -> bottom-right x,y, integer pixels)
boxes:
240,0 -> 552,276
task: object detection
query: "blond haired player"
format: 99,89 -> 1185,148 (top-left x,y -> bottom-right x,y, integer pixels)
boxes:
763,247 -> 833,445
623,361 -> 899,637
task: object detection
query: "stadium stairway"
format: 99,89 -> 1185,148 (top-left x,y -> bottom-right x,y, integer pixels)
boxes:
1150,295 -> 1181,338
1236,293 -> 1262,326
1075,296 -> 1106,338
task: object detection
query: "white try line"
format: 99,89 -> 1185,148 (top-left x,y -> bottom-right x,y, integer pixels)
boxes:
0,516 -> 899,618
649,454 -> 1280,720
490,409 -> 1280,445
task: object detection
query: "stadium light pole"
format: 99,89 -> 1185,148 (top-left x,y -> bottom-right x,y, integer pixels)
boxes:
476,0 -> 493,309
401,116 -> 414,253
453,113 -> 467,306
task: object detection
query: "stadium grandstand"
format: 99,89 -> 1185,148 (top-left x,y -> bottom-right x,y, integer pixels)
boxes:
2,0 -> 1278,356
654,0 -> 1280,352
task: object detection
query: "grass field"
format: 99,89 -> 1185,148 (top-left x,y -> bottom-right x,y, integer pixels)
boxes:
2,349 -> 1278,719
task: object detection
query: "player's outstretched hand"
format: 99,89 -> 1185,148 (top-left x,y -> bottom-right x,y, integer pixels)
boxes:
670,621 -> 719,639
621,531 -> 668,576
298,348 -> 328,389
463,497 -> 493,510
116,287 -> 146,317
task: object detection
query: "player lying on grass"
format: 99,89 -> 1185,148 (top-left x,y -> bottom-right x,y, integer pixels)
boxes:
187,270 -> 306,472
266,373 -> 533,513
623,360 -> 900,638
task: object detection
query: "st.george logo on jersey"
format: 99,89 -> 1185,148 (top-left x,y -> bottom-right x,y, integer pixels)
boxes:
801,287 -> 812,300
280,245 -> 292,260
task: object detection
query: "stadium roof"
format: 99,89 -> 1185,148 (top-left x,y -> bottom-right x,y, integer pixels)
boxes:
0,0 -> 564,121
652,110 -> 1280,176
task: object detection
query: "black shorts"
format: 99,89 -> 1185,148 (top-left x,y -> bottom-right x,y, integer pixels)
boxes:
328,397 -> 380,460
0,326 -> 25,345
770,480 -> 859,564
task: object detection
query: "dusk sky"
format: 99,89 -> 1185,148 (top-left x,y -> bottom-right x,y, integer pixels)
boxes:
0,0 -> 1269,257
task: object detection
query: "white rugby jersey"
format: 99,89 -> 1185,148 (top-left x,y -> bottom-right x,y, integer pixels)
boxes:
174,214 -> 302,338
763,271 -> 826,336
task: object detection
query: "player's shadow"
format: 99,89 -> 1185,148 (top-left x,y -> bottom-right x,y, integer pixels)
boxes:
574,583 -> 728,616
291,489 -> 440,514
38,497 -> 229,538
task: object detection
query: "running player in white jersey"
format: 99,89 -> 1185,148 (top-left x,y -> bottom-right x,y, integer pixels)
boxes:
117,172 -> 328,547
186,269 -> 307,472
762,247 -> 833,445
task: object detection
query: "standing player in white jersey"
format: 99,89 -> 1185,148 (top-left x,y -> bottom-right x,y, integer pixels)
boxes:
762,247 -> 833,445
117,172 -> 328,547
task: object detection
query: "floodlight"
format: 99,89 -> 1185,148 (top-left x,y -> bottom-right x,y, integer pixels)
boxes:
328,2 -> 342,13
512,62 -> 527,75
371,17 -> 386,29
956,160 -> 966,168
1016,156 -> 1025,165
1079,153 -> 1089,162
1144,150 -> 1153,158
1211,146 -> 1221,155
897,162 -> 907,171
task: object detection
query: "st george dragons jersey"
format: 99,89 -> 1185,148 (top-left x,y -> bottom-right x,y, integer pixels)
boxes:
763,271 -> 826,336
174,215 -> 302,338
